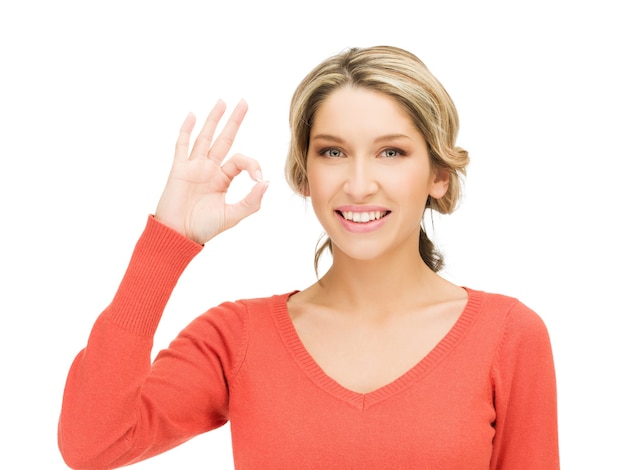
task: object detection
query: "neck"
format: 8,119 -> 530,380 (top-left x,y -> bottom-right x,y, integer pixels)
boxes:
315,247 -> 444,316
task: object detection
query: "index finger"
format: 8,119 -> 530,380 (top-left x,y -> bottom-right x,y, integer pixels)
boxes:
174,112 -> 197,162
207,99 -> 248,164
188,99 -> 227,159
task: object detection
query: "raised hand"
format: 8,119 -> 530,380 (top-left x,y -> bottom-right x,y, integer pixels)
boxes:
155,100 -> 269,244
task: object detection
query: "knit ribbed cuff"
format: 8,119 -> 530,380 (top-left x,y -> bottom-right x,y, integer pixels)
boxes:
107,215 -> 203,336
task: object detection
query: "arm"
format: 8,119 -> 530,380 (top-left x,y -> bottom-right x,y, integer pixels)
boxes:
490,302 -> 560,469
58,100 -> 268,469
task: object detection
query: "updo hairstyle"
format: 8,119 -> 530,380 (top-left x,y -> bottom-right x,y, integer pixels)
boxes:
285,46 -> 469,273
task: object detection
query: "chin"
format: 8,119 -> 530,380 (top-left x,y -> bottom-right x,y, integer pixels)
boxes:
329,240 -> 393,264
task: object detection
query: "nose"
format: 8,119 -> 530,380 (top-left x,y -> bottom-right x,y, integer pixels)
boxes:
343,158 -> 378,200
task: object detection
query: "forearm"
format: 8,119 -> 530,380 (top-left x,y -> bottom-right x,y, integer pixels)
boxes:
58,216 -> 202,468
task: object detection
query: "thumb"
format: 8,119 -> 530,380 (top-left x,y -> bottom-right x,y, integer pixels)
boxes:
224,180 -> 269,228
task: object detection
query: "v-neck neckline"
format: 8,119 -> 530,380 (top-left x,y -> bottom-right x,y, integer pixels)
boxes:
270,288 -> 483,410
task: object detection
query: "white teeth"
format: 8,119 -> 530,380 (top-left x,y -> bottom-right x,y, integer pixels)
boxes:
340,210 -> 386,223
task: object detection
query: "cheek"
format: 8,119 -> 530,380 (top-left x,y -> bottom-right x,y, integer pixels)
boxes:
307,179 -> 331,206
383,167 -> 432,197
306,162 -> 334,198
392,174 -> 433,225
306,167 -> 340,223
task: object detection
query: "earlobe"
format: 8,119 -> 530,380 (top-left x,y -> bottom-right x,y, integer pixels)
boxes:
301,182 -> 310,197
429,168 -> 450,200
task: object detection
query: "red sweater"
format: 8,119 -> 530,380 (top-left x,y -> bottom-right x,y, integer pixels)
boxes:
58,216 -> 559,469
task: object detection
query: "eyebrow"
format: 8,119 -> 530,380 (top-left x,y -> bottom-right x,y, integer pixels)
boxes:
310,133 -> 412,143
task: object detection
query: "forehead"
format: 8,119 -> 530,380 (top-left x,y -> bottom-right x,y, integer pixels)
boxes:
311,86 -> 416,136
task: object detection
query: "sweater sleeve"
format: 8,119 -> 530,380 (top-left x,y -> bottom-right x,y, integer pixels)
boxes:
489,301 -> 560,469
58,216 -> 245,469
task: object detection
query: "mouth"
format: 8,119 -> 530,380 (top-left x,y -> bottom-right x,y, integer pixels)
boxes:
336,210 -> 391,223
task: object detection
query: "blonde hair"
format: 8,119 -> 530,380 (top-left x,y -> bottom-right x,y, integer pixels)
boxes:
285,46 -> 469,273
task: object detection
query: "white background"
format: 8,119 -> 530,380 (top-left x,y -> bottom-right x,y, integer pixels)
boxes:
1,0 -> 624,468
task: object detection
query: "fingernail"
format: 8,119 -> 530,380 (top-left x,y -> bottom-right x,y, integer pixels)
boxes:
255,170 -> 263,181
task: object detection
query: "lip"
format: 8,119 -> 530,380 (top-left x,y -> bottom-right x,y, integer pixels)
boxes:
335,205 -> 390,213
334,205 -> 391,233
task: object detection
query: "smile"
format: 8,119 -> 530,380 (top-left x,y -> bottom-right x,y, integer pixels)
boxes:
337,210 -> 391,223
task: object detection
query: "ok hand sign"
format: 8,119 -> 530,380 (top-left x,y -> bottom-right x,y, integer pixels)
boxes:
155,100 -> 268,244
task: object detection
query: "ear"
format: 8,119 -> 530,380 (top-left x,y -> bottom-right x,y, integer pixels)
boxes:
300,179 -> 310,197
429,167 -> 450,200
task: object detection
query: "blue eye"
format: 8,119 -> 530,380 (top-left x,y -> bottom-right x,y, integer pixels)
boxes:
322,148 -> 344,158
380,148 -> 404,158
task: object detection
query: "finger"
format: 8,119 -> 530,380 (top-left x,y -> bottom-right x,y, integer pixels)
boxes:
207,99 -> 248,164
224,180 -> 269,227
220,153 -> 263,182
189,99 -> 227,159
174,112 -> 196,162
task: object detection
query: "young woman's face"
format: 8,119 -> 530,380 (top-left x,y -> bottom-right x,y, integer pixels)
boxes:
305,86 -> 448,262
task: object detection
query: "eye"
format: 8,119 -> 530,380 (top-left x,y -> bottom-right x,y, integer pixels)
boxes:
379,148 -> 405,158
321,147 -> 344,158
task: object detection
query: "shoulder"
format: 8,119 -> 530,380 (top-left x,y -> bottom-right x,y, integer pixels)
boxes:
210,291 -> 297,314
468,288 -> 548,333
467,289 -> 554,369
194,291 -> 297,326
465,288 -> 553,363
172,292 -> 296,369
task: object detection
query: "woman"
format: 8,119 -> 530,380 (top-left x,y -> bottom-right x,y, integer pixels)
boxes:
59,46 -> 559,469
